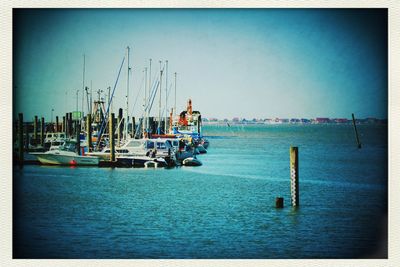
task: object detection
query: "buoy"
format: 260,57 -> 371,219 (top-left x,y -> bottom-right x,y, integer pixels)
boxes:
275,197 -> 284,208
69,159 -> 77,166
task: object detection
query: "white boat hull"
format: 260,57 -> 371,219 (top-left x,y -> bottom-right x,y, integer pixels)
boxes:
34,152 -> 99,166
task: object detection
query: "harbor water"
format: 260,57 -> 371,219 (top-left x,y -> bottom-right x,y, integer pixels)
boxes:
13,124 -> 388,259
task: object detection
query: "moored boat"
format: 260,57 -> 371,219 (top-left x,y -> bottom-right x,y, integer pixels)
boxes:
182,157 -> 202,166
33,141 -> 99,166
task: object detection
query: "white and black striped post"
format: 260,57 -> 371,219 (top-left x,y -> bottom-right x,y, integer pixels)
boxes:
290,146 -> 299,207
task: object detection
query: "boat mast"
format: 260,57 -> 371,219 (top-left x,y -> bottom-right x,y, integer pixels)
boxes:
90,80 -> 93,115
165,60 -> 168,134
148,59 -> 152,137
125,46 -> 130,141
158,60 -> 163,134
143,67 -> 147,138
82,54 -> 85,117
174,72 -> 177,121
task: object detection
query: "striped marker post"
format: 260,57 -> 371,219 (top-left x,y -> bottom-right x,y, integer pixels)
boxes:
290,146 -> 299,207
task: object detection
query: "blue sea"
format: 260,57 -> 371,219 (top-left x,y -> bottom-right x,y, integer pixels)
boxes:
13,124 -> 388,259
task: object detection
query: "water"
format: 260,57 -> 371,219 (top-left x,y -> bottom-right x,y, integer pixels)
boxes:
13,124 -> 388,259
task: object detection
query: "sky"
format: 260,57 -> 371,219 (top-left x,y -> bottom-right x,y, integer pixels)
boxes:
13,8 -> 388,121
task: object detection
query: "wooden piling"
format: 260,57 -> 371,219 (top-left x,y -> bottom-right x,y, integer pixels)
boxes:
76,121 -> 80,155
132,116 -> 136,138
34,115 -> 38,145
68,112 -> 73,137
148,117 -> 154,136
290,146 -> 299,207
24,124 -> 29,151
351,113 -> 362,149
86,113 -> 92,152
18,113 -> 24,164
117,108 -> 122,144
109,113 -> 115,162
40,117 -> 45,147
275,197 -> 284,208
56,116 -> 59,132
62,116 -> 65,133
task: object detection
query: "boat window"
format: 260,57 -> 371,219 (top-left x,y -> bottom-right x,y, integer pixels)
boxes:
47,134 -> 53,138
146,141 -> 155,149
105,149 -> 110,153
125,140 -> 143,148
117,149 -> 129,153
60,142 -> 76,152
157,142 -> 166,149
52,142 -> 61,146
173,140 -> 179,147
59,134 -> 65,138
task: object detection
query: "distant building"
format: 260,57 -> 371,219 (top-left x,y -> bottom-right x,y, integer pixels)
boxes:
300,118 -> 311,124
290,118 -> 300,123
232,117 -> 240,122
315,118 -> 330,123
332,118 -> 348,123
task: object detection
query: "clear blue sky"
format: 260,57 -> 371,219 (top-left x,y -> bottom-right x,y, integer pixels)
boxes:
13,8 -> 387,121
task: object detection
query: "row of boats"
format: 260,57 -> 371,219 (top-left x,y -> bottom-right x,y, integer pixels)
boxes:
29,100 -> 209,168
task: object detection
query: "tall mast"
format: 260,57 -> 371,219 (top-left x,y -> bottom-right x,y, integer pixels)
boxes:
125,46 -> 130,141
90,80 -> 93,116
158,60 -> 163,134
165,60 -> 168,134
148,59 -> 152,136
82,54 -> 85,116
174,72 -> 177,119
143,67 -> 147,138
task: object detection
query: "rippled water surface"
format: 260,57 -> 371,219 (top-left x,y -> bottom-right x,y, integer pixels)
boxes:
13,124 -> 387,258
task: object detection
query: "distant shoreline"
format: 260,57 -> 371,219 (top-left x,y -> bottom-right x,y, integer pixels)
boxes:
203,117 -> 387,126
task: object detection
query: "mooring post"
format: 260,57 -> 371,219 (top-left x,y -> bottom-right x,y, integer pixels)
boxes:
24,123 -> 29,151
33,115 -> 38,145
86,113 -> 92,152
132,116 -> 136,138
56,116 -> 59,132
290,146 -> 299,207
351,113 -> 362,149
275,197 -> 284,208
40,117 -> 45,147
62,116 -> 66,133
66,113 -> 69,137
109,113 -> 115,162
18,113 -> 24,164
68,112 -> 73,137
76,120 -> 80,155
117,108 -> 122,145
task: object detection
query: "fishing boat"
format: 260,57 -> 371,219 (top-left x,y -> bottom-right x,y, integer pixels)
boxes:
32,141 -> 99,166
43,132 -> 67,150
172,99 -> 209,152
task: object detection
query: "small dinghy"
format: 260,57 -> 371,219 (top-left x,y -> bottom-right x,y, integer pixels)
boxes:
144,158 -> 167,168
182,157 -> 202,166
